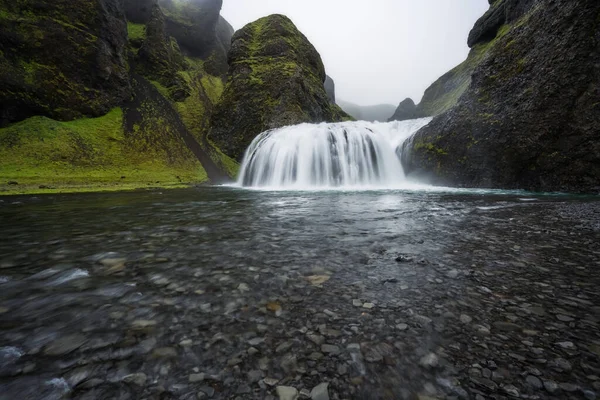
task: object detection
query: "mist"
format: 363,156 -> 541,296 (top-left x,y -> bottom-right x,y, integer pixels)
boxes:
221,0 -> 489,106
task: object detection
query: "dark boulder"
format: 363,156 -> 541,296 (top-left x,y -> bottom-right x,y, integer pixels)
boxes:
209,14 -> 351,161
403,0 -> 600,194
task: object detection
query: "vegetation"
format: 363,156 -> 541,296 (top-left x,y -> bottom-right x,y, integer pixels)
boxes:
0,109 -> 207,195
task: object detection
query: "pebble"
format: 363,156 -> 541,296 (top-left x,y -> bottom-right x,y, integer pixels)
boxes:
189,373 -> 205,383
362,303 -> 375,309
352,299 -> 362,307
419,353 -> 439,369
276,386 -> 299,400
396,323 -> 408,331
311,382 -> 330,400
321,344 -> 340,355
460,314 -> 472,324
525,375 -> 543,390
122,373 -> 147,386
543,380 -> 559,393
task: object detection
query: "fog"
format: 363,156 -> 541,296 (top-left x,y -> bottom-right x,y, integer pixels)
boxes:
221,0 -> 489,106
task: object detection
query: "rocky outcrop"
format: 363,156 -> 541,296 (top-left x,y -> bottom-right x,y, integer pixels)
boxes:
210,14 -> 351,161
0,0 -> 237,193
324,75 -> 336,103
403,0 -> 600,193
0,0 -> 130,126
337,100 -> 396,122
388,98 -> 417,121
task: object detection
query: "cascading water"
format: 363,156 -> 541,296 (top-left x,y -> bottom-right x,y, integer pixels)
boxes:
237,117 -> 432,189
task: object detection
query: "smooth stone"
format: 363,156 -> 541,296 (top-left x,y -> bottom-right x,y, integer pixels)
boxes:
311,382 -> 330,400
263,377 -> 279,386
122,373 -> 147,386
396,323 -> 408,331
362,303 -> 375,309
525,375 -> 543,390
189,373 -> 205,383
419,353 -> 439,369
460,314 -> 473,324
352,299 -> 362,307
276,386 -> 299,400
543,380 -> 559,393
321,344 -> 340,355
307,334 -> 325,345
44,334 -> 87,356
559,383 -> 579,392
502,384 -> 520,397
152,347 -> 177,358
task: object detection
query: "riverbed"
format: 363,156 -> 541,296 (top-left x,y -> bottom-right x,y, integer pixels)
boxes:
0,187 -> 599,399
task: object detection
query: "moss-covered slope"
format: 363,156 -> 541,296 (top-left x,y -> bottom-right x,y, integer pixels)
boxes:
209,14 -> 351,161
403,0 -> 600,193
0,0 -> 238,194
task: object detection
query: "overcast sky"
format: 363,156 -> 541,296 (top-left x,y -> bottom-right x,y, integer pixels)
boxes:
221,0 -> 489,107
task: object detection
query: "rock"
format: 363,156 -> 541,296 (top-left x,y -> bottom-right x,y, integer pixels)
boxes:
555,341 -> 576,350
152,347 -> 177,358
0,0 -> 130,125
122,373 -> 147,386
362,303 -> 375,309
210,14 -> 350,161
189,373 -> 205,383
419,353 -> 439,369
460,314 -> 473,324
307,334 -> 325,346
263,378 -> 279,387
492,321 -> 522,332
502,384 -> 520,397
525,375 -> 543,390
131,320 -> 158,330
324,75 -> 336,103
396,323 -> 409,331
403,0 -> 600,194
44,334 -> 87,356
388,98 -> 417,122
276,386 -> 299,400
321,344 -> 340,355
237,283 -> 250,292
543,380 -> 559,393
311,382 -> 330,400
559,383 -> 579,392
352,299 -> 362,307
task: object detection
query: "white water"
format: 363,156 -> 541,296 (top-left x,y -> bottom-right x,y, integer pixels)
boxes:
237,118 -> 432,190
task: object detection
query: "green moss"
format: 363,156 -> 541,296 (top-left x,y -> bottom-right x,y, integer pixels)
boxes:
127,22 -> 146,46
414,141 -> 448,156
0,108 -> 208,195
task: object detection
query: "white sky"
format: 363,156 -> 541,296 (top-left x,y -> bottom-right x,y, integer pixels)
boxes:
221,0 -> 489,106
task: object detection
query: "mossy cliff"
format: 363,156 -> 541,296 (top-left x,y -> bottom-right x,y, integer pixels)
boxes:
209,14 -> 351,161
402,0 -> 600,193
0,0 -> 237,194
0,0 -> 131,125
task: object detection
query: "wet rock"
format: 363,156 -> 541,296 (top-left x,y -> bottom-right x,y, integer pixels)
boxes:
555,341 -> 576,350
321,344 -> 340,355
44,334 -> 87,356
247,369 -> 263,383
311,382 -> 330,400
152,347 -> 177,358
307,334 -> 325,345
276,386 -> 299,400
543,380 -> 559,393
502,384 -> 520,397
189,373 -> 205,383
396,323 -> 408,331
122,372 -> 147,386
362,302 -> 375,309
525,375 -> 543,390
559,382 -> 579,392
460,314 -> 473,324
419,353 -> 439,369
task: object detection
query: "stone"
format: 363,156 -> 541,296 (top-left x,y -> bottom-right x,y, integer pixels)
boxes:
44,334 -> 87,356
419,353 -> 439,369
460,314 -> 473,324
396,323 -> 408,331
311,382 -> 330,400
502,384 -> 520,397
189,373 -> 205,383
122,373 -> 147,386
352,299 -> 362,307
321,344 -> 340,355
525,375 -> 543,390
307,334 -> 325,345
263,378 -> 279,386
276,386 -> 299,400
543,380 -> 559,393
152,347 -> 177,358
362,303 -> 375,309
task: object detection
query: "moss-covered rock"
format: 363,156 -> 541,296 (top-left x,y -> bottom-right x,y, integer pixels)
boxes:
403,0 -> 600,193
209,14 -> 351,161
0,0 -> 131,126
0,0 -> 238,193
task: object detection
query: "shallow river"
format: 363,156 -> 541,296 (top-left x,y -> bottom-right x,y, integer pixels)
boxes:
0,187 -> 599,400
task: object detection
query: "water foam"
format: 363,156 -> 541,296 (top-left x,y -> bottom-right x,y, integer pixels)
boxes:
237,118 -> 432,190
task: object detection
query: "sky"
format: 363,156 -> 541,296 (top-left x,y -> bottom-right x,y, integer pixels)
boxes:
221,0 -> 489,107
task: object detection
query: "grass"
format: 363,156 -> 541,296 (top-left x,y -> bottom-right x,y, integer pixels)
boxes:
0,108 -> 208,195
127,22 -> 146,42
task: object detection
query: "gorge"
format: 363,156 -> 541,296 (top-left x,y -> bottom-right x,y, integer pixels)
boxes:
1,1 -> 600,400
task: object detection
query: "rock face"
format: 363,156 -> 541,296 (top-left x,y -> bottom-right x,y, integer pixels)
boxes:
0,0 -> 238,193
324,75 -> 336,103
388,98 -> 417,121
0,0 -> 131,126
403,0 -> 600,193
210,14 -> 350,161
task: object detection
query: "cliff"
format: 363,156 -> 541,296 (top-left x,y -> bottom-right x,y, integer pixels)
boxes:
0,0 -> 238,194
402,0 -> 600,193
209,14 -> 351,161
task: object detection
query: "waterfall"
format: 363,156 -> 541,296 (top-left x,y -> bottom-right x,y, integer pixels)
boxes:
237,118 -> 432,189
